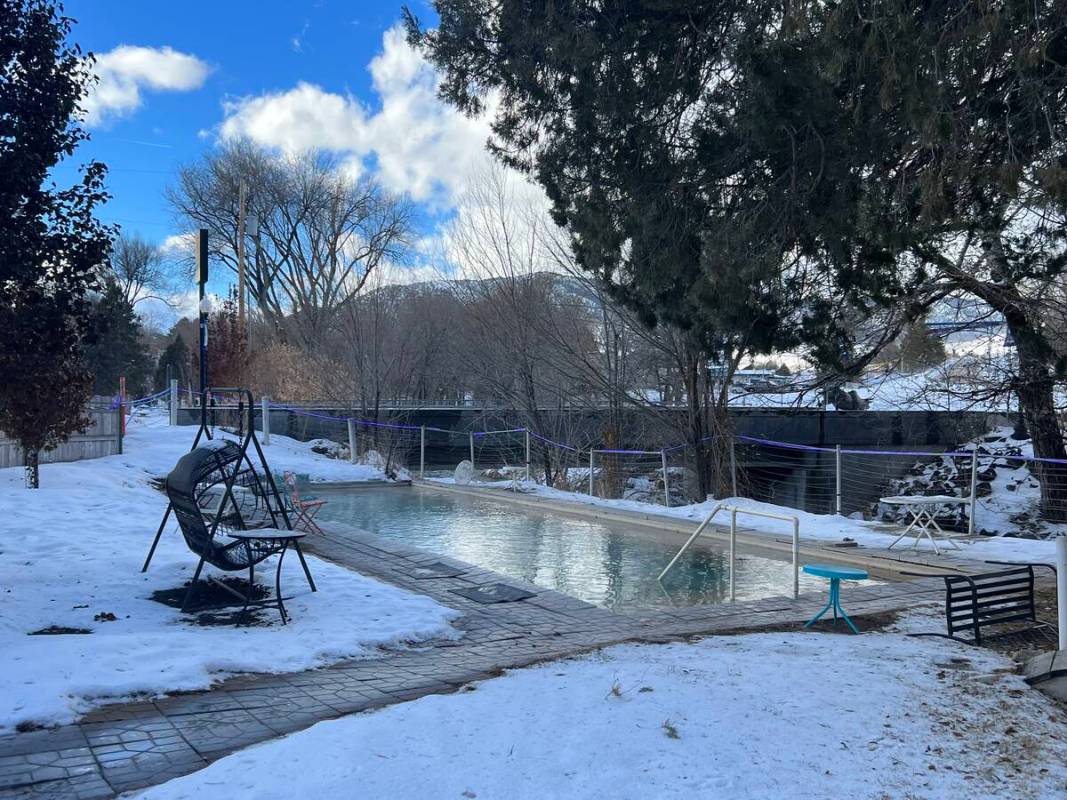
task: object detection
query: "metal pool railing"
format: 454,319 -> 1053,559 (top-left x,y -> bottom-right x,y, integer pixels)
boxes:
658,504 -> 801,601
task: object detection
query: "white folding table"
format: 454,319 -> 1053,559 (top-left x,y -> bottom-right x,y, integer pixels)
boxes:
880,494 -> 970,555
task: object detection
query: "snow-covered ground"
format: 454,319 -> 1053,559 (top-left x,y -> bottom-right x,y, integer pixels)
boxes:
132,616 -> 1067,800
880,426 -> 1067,540
438,479 -> 1061,566
0,411 -> 460,731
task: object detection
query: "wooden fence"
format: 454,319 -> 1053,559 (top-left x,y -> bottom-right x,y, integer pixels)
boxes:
0,403 -> 123,469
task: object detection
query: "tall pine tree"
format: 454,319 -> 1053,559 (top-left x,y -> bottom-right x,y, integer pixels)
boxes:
84,282 -> 152,396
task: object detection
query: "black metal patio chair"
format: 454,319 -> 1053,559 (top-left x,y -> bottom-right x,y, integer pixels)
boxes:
902,561 -> 1057,648
165,442 -> 317,624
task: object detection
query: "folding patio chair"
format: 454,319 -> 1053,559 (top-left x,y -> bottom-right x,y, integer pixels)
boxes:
283,470 -> 327,534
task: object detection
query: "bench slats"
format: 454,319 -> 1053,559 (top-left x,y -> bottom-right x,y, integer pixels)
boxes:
946,575 -> 1032,593
948,589 -> 1031,610
936,565 -> 1041,645
949,595 -> 1031,612
949,606 -> 1032,624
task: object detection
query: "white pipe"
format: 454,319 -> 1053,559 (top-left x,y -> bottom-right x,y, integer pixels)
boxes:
1057,536 -> 1067,652
261,395 -> 271,444
792,518 -> 800,599
656,504 -> 725,581
968,451 -> 979,536
835,444 -> 842,515
589,450 -> 595,497
169,379 -> 178,426
658,504 -> 801,592
729,508 -> 737,602
525,429 -> 531,482
348,419 -> 357,464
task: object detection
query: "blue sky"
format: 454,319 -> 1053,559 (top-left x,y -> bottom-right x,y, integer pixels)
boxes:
54,1 -> 492,271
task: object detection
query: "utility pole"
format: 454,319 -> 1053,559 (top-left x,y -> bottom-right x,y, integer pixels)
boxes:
246,217 -> 259,353
237,181 -> 247,329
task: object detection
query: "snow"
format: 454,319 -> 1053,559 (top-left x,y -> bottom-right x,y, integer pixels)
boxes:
879,426 -> 1067,540
132,624 -> 1067,800
0,411 -> 460,731
440,479 -> 1061,566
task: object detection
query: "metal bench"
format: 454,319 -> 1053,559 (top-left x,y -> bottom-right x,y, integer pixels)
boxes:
905,561 -> 1057,646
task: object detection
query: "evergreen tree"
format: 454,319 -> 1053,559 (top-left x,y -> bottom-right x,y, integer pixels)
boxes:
0,0 -> 113,487
406,1 -> 786,497
154,335 -> 191,392
411,0 -> 1067,517
897,320 -> 947,374
84,282 -> 152,395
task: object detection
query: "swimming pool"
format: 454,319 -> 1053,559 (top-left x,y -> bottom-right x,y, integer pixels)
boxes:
317,486 -> 835,612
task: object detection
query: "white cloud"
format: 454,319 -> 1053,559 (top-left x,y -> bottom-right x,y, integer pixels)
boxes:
159,232 -> 195,256
219,82 -> 371,154
217,25 -> 495,208
84,45 -> 210,127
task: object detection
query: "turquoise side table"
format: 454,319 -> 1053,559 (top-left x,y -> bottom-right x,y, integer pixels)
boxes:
802,563 -> 869,634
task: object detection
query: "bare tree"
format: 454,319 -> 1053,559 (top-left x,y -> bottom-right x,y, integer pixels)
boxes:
109,234 -> 171,306
168,140 -> 413,352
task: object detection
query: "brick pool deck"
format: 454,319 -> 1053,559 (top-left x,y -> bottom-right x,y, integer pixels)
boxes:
0,499 -> 1009,799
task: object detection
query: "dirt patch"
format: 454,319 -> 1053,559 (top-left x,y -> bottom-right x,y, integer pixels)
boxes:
150,577 -> 273,626
28,626 -> 92,636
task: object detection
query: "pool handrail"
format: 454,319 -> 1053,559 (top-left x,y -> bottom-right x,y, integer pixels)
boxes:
657,504 -> 801,600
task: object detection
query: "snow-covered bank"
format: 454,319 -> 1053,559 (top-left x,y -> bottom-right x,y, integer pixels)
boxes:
881,426 -> 1067,539
435,479 -> 1061,565
0,412 -> 460,731
132,627 -> 1067,800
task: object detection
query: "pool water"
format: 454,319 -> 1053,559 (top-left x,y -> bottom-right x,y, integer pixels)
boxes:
317,487 -> 832,612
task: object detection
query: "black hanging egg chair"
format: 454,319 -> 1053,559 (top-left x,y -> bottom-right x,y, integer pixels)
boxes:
151,390 -> 317,624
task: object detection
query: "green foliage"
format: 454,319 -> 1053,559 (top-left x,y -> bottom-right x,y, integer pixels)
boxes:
154,334 -> 191,392
896,320 -> 947,374
0,0 -> 114,487
406,1 -> 791,358
411,0 -> 1067,492
84,282 -> 152,395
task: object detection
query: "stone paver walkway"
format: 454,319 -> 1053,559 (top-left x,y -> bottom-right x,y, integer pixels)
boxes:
0,514 -> 973,799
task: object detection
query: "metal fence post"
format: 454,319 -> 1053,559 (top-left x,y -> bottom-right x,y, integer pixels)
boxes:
661,449 -> 670,507
261,395 -> 271,444
1056,536 -> 1067,651
968,449 -> 979,536
469,432 -> 475,469
119,376 -> 126,436
589,449 -> 595,497
730,438 -> 738,497
169,379 -> 178,425
348,419 -> 358,464
420,425 -> 426,479
115,406 -> 123,455
792,518 -> 800,599
835,445 -> 843,515
729,508 -> 738,602
525,428 -> 531,482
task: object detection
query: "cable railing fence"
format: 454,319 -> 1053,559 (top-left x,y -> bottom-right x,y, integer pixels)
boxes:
154,391 -> 1067,537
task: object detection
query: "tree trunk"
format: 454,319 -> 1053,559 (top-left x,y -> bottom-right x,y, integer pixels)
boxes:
24,448 -> 39,489
1002,308 -> 1067,521
683,356 -> 713,499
